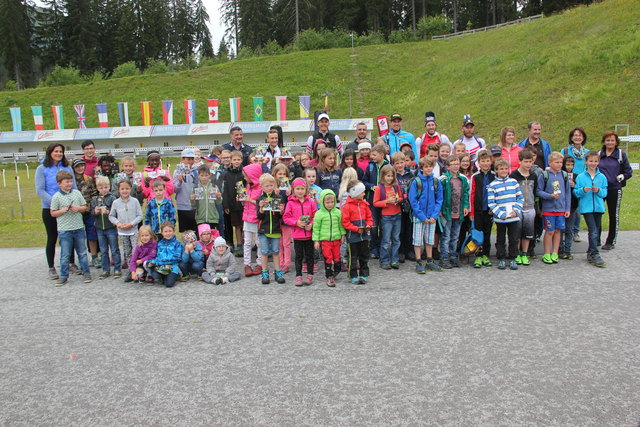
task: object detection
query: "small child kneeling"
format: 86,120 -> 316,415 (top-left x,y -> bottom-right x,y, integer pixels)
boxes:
202,237 -> 241,285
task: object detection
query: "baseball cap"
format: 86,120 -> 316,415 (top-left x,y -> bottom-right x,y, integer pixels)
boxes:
181,148 -> 196,158
490,145 -> 502,156
462,114 -> 474,126
317,113 -> 330,122
390,113 -> 403,121
72,158 -> 86,168
424,111 -> 436,123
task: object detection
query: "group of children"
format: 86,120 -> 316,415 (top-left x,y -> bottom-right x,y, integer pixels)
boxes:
50,130 -> 610,288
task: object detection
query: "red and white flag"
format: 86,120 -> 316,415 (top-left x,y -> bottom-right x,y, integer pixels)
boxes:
162,100 -> 173,125
32,106 -> 44,130
207,99 -> 218,123
51,105 -> 64,130
184,99 -> 196,124
275,96 -> 287,121
376,115 -> 389,137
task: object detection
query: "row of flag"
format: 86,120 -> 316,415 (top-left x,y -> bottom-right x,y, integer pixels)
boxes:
6,96 -> 319,132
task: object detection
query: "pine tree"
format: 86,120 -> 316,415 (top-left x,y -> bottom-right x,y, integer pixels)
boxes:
63,0 -> 99,74
238,0 -> 271,53
193,0 -> 214,58
220,0 -> 239,55
0,0 -> 33,88
32,0 -> 66,71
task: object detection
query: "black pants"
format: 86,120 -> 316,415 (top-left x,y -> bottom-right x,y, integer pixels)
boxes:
150,270 -> 179,288
347,240 -> 370,279
42,208 -> 74,268
224,212 -> 234,244
604,188 -> 622,246
495,221 -> 521,260
177,209 -> 197,233
400,211 -> 413,256
475,210 -> 493,256
294,239 -> 314,277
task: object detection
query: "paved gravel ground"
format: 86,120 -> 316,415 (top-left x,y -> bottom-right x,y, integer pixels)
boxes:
1,233 -> 639,426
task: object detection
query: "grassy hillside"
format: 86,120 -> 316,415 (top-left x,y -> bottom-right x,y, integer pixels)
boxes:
1,0 -> 639,148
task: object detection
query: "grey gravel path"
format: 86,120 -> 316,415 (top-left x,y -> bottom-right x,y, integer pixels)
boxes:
1,233 -> 639,426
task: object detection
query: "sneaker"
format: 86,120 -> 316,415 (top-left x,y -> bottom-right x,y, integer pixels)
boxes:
371,253 -> 380,259
416,261 -> 426,274
234,247 -> 244,257
261,270 -> 270,285
542,254 -> 553,264
390,262 -> 400,269
562,252 -> 574,260
350,277 -> 359,284
180,274 -> 190,282
399,253 -> 405,263
274,270 -> 285,284
509,260 -> 518,270
69,264 -> 82,275
83,273 -> 93,283
146,276 -> 154,283
48,268 -> 59,280
497,260 -> 507,270
281,265 -> 290,274
92,257 -> 101,268
113,270 -> 122,279
341,263 -> 348,272
295,276 -> 303,287
358,276 -> 367,284
601,243 -> 615,250
313,264 -> 318,273
481,255 -> 493,267
253,265 -> 263,275
244,265 -> 254,277
124,275 -> 133,283
380,264 -> 391,270
520,255 -> 530,266
305,274 -> 314,286
440,258 -> 452,269
573,233 -> 581,243
214,277 -> 223,285
590,254 -> 606,267
55,277 -> 68,287
515,254 -> 522,265
425,260 -> 442,272
327,277 -> 336,287
551,252 -> 559,263
473,257 -> 483,268
558,252 -> 568,260
450,257 -> 461,268
99,272 -> 110,279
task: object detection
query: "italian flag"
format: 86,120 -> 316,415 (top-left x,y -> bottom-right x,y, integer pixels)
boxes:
32,106 -> 44,130
229,98 -> 241,122
275,96 -> 287,121
51,105 -> 64,130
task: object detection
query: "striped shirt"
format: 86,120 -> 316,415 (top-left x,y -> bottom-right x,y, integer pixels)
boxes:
487,177 -> 523,223
457,136 -> 486,164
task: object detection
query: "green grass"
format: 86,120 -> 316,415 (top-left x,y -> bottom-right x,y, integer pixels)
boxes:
1,0 -> 640,247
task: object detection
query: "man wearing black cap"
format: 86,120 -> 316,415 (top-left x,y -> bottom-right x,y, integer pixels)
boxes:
383,113 -> 416,155
455,114 -> 486,164
416,111 -> 452,158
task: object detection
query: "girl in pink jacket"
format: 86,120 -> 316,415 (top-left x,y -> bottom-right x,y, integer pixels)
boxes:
241,163 -> 265,276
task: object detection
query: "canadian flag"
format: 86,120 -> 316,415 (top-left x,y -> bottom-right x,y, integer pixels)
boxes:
207,99 -> 218,123
377,115 -> 389,136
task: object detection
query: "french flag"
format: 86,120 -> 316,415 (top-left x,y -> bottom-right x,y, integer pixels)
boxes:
184,99 -> 196,124
162,100 -> 173,125
96,104 -> 108,127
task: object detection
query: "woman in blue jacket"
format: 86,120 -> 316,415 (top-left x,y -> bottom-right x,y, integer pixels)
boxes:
35,143 -> 75,280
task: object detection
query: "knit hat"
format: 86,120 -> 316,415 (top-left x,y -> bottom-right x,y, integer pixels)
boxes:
292,178 -> 306,188
214,236 -> 228,248
348,182 -> 366,198
358,141 -> 372,151
197,224 -> 211,236
183,230 -> 197,244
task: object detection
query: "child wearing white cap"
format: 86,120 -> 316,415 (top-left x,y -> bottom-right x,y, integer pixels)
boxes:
202,237 -> 241,285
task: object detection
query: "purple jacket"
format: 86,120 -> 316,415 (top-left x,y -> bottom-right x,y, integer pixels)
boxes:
129,241 -> 157,272
598,148 -> 633,191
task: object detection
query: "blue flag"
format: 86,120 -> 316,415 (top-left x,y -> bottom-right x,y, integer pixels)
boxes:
10,107 -> 22,131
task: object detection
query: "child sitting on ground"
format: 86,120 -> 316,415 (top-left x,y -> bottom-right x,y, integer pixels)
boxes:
202,237 -> 241,284
146,221 -> 183,288
197,224 -> 220,264
129,225 -> 157,283
180,230 -> 204,280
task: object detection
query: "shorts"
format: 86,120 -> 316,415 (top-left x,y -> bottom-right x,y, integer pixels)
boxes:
519,209 -> 536,240
229,210 -> 243,227
543,214 -> 565,231
258,234 -> 280,255
412,221 -> 436,246
84,215 -> 97,241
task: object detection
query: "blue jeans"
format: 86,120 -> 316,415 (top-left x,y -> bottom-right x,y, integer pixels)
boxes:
97,228 -> 122,272
380,213 -> 401,265
560,210 -> 578,253
179,260 -> 204,277
583,213 -> 602,256
59,228 -> 90,278
440,218 -> 463,259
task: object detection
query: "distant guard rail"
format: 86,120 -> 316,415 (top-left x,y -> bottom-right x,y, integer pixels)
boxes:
432,14 -> 543,40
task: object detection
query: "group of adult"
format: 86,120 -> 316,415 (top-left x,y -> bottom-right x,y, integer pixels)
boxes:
36,111 -> 633,276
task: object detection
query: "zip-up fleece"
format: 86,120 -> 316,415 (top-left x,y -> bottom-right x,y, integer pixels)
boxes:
222,166 -> 245,211
109,197 -> 143,233
191,181 -> 222,224
408,171 -> 443,223
149,236 -> 183,275
205,245 -> 238,276
181,243 -> 204,265
283,194 -> 317,240
341,196 -> 374,243
312,189 -> 345,242
256,191 -> 284,235
91,192 -> 117,230
536,170 -> 572,213
470,169 -> 495,217
129,241 -> 157,272
141,166 -> 175,200
574,170 -> 608,214
509,169 -> 537,211
439,171 -> 470,221
145,197 -> 176,234
487,176 -> 524,223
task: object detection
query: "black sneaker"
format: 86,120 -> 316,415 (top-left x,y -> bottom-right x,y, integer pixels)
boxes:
83,273 -> 93,283
55,277 -> 68,287
601,243 -> 615,250
99,272 -> 110,279
440,258 -> 452,269
390,262 -> 400,270
450,257 -> 461,268
124,275 -> 133,283
398,253 -> 405,263
590,254 -> 606,267
380,264 -> 391,270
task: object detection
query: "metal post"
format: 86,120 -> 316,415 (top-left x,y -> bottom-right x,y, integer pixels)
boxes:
26,163 -> 30,179
2,169 -> 5,188
16,176 -> 22,203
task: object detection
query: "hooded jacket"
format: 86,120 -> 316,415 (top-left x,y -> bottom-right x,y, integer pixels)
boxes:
145,197 -> 176,234
241,163 -> 264,223
574,169 -> 609,214
141,166 -> 175,200
487,176 -> 524,223
191,181 -> 222,224
536,170 -> 572,213
341,196 -> 374,243
598,147 -> 633,191
222,165 -> 245,211
181,242 -> 204,264
150,236 -> 183,275
256,191 -> 284,235
408,171 -> 443,223
283,193 -> 317,240
129,241 -> 157,272
312,189 -> 345,242
205,244 -> 238,276
173,166 -> 198,210
439,171 -> 470,221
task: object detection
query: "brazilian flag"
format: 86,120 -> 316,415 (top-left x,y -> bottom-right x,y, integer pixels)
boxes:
253,97 -> 264,121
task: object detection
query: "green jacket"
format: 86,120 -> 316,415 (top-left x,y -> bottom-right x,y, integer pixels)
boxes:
439,171 -> 470,221
191,182 -> 222,224
312,189 -> 346,242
